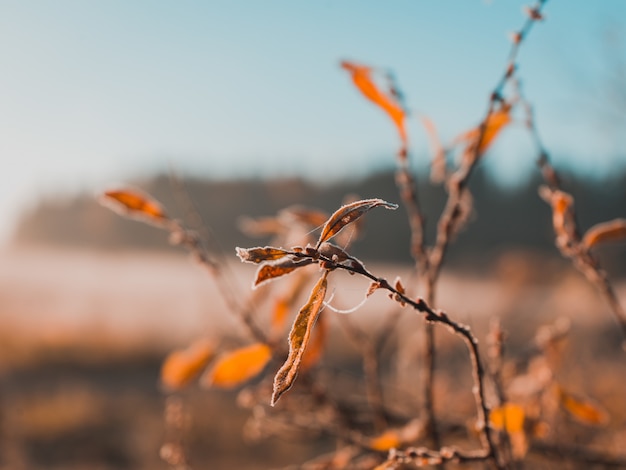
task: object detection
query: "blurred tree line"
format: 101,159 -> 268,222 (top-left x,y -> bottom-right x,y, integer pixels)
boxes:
12,166 -> 626,276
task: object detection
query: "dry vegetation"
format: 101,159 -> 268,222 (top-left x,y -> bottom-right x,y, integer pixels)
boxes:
3,2 -> 626,469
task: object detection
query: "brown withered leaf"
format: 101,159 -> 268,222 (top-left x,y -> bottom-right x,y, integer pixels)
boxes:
366,281 -> 382,297
160,339 -> 214,391
582,218 -> 626,249
316,198 -> 398,248
271,271 -> 329,405
340,61 -> 407,150
558,387 -> 609,426
236,246 -> 291,264
254,258 -> 314,288
100,188 -> 169,225
203,343 -> 272,389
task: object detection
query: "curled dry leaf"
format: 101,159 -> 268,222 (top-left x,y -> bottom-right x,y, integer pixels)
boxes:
254,258 -> 314,288
203,343 -> 272,389
236,246 -> 291,264
582,218 -> 626,249
160,339 -> 214,391
100,188 -> 169,225
316,198 -> 398,248
271,271 -> 329,406
340,61 -> 407,150
558,387 -> 609,426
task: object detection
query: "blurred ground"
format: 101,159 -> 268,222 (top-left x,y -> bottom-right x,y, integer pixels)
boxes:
1,247 -> 625,469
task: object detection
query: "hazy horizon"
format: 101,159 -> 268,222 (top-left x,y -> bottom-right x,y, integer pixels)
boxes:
2,1 -> 625,245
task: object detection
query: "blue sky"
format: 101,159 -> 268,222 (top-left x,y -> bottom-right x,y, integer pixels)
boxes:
1,1 -> 625,244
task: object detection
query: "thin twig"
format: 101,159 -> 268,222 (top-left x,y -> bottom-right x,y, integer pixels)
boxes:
286,250 -> 501,468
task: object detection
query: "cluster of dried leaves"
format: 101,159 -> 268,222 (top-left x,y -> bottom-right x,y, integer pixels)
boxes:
99,1 -> 626,469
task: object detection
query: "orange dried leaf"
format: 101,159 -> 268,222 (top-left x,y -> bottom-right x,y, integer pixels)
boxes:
369,430 -> 402,451
204,343 -> 272,389
582,218 -> 626,249
457,106 -> 512,155
539,186 -> 576,245
316,198 -> 398,248
272,299 -> 290,333
254,258 -> 314,288
101,188 -> 169,224
160,339 -> 214,391
490,403 -> 525,434
558,388 -> 609,426
300,311 -> 328,372
236,246 -> 291,264
271,271 -> 329,405
271,271 -> 311,334
341,61 -> 407,148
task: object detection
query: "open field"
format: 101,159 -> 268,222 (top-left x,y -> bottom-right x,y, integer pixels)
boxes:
1,247 -> 625,469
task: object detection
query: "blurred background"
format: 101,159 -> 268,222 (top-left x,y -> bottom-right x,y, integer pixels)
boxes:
1,1 -> 625,469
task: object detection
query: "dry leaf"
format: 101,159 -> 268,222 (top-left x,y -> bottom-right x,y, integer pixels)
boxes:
340,61 -> 407,149
582,218 -> 626,249
203,343 -> 272,389
490,403 -> 528,458
254,258 -> 314,288
539,186 -> 575,245
271,271 -> 329,405
300,310 -> 328,372
558,387 -> 609,426
160,339 -> 214,391
236,246 -> 291,264
101,188 -> 169,224
271,271 -> 311,334
369,430 -> 401,451
316,198 -> 398,248
490,403 -> 525,434
457,105 -> 512,156
367,281 -> 382,297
